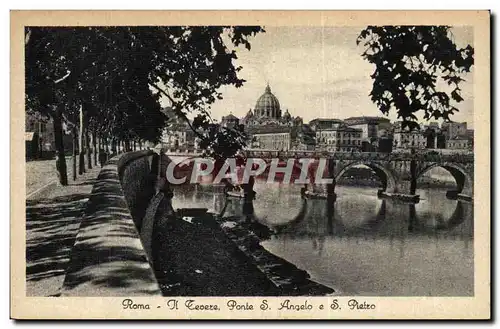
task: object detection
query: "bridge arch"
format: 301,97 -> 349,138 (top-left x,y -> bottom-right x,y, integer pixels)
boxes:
416,162 -> 473,195
334,161 -> 398,193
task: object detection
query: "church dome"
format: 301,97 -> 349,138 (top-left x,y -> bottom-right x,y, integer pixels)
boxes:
254,84 -> 281,119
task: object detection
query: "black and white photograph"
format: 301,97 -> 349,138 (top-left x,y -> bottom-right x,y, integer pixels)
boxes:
11,10 -> 490,320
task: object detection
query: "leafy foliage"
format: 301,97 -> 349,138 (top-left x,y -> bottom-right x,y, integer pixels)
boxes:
25,26 -> 264,153
197,124 -> 249,161
357,26 -> 474,130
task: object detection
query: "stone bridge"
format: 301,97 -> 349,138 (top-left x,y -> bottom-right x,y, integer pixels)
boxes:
243,150 -> 474,202
162,148 -> 474,203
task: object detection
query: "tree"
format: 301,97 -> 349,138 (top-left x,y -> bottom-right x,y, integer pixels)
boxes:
357,26 -> 474,130
197,123 -> 249,161
25,26 -> 264,184
147,26 -> 264,158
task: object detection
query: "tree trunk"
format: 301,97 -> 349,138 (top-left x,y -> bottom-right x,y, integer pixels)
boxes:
93,130 -> 98,166
72,126 -> 78,181
97,134 -> 102,166
125,139 -> 131,152
86,128 -> 92,169
78,105 -> 85,174
133,140 -> 136,151
138,140 -> 143,150
52,106 -> 68,186
410,148 -> 417,195
105,136 -> 110,154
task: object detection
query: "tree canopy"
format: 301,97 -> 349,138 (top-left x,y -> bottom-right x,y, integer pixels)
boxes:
25,26 -> 264,145
357,26 -> 474,130
25,26 -> 264,184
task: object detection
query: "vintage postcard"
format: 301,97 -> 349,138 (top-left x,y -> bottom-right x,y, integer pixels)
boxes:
11,10 -> 490,320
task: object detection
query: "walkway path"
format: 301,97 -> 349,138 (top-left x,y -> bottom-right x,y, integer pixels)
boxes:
26,164 -> 102,296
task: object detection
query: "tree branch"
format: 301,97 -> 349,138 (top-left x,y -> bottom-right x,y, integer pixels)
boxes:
150,82 -> 205,140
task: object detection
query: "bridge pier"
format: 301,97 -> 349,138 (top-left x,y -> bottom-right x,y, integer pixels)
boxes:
454,191 -> 473,203
445,190 -> 472,202
378,180 -> 420,203
456,178 -> 474,202
378,190 -> 420,203
211,183 -> 226,215
308,157 -> 337,202
242,176 -> 257,221
457,194 -> 473,202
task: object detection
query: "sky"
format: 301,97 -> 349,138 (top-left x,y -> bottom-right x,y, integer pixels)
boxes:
163,26 -> 474,129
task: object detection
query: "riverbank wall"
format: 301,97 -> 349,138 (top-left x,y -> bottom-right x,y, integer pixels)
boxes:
60,151 -> 162,296
215,215 -> 335,296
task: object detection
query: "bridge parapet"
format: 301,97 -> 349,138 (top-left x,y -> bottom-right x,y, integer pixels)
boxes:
164,148 -> 473,165
243,150 -> 474,163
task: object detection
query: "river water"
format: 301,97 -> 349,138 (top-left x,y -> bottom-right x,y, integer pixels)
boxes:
170,182 -> 474,297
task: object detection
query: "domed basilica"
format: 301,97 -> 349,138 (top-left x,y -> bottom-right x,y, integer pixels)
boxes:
242,84 -> 301,127
237,84 -> 315,151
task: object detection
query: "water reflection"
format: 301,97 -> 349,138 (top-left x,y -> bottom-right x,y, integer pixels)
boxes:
169,182 -> 474,296
170,183 -> 214,211
170,183 -> 473,239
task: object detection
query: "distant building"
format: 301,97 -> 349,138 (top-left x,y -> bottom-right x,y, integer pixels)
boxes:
160,107 -> 197,149
221,113 -> 240,128
295,124 -> 316,150
315,126 -> 363,152
25,112 -> 72,160
446,135 -> 470,150
427,122 -> 440,131
393,126 -> 426,149
25,113 -> 55,156
441,121 -> 468,140
344,116 -> 392,141
161,127 -> 192,149
309,118 -> 345,131
466,129 -> 474,150
250,126 -> 292,151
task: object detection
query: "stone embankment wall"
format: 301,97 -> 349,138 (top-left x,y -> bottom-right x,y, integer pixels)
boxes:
60,151 -> 162,296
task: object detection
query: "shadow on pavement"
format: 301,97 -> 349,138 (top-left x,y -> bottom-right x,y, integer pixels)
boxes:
26,193 -> 91,286
59,163 -> 160,296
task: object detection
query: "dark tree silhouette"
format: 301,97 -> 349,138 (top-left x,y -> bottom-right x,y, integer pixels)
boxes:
25,26 -> 264,184
357,26 -> 474,130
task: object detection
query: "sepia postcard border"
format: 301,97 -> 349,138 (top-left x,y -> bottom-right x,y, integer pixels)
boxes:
10,10 -> 491,320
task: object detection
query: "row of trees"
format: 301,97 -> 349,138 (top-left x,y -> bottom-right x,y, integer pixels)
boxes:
25,26 -> 264,185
